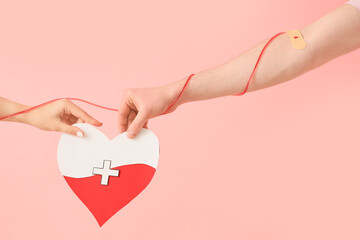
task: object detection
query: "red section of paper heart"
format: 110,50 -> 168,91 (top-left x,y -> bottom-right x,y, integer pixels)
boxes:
64,164 -> 156,226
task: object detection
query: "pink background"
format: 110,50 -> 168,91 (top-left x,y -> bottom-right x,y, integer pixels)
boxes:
1,0 -> 360,239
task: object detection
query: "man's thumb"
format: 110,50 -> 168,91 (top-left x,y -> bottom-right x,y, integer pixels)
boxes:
127,111 -> 148,139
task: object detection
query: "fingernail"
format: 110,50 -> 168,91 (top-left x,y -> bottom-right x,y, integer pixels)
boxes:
77,131 -> 84,138
127,130 -> 135,138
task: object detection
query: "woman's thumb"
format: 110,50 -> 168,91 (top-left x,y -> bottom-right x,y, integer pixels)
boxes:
57,123 -> 84,137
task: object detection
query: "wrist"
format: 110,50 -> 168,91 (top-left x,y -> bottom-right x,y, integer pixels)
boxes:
164,76 -> 193,109
5,104 -> 31,124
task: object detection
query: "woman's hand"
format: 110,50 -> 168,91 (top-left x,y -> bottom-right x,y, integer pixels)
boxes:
118,81 -> 184,139
22,99 -> 102,137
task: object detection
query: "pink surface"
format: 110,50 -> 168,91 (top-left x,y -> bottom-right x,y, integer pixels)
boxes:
1,0 -> 360,239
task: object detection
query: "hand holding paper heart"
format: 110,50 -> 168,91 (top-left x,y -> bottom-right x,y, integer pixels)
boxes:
57,123 -> 159,226
24,99 -> 103,136
118,84 -> 183,138
0,98 -> 102,136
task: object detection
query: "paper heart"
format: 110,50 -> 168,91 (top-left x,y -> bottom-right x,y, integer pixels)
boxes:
57,123 -> 159,227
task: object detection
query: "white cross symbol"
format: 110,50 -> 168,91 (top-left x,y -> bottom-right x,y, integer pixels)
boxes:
92,160 -> 119,185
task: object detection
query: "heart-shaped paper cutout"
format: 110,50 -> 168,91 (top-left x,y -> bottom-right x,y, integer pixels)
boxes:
57,123 -> 159,226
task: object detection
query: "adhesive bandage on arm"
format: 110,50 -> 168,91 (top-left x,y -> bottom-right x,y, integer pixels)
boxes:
286,29 -> 307,50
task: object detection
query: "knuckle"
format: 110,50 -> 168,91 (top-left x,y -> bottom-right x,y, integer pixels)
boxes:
125,88 -> 139,99
58,98 -> 71,106
125,88 -> 134,96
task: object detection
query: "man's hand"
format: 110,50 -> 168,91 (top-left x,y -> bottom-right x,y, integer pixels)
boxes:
118,83 -> 183,139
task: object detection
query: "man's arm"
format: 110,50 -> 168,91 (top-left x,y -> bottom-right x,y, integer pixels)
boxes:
177,4 -> 360,103
118,4 -> 360,138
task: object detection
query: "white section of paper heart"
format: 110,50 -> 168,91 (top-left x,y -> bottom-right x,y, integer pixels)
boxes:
57,123 -> 159,178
